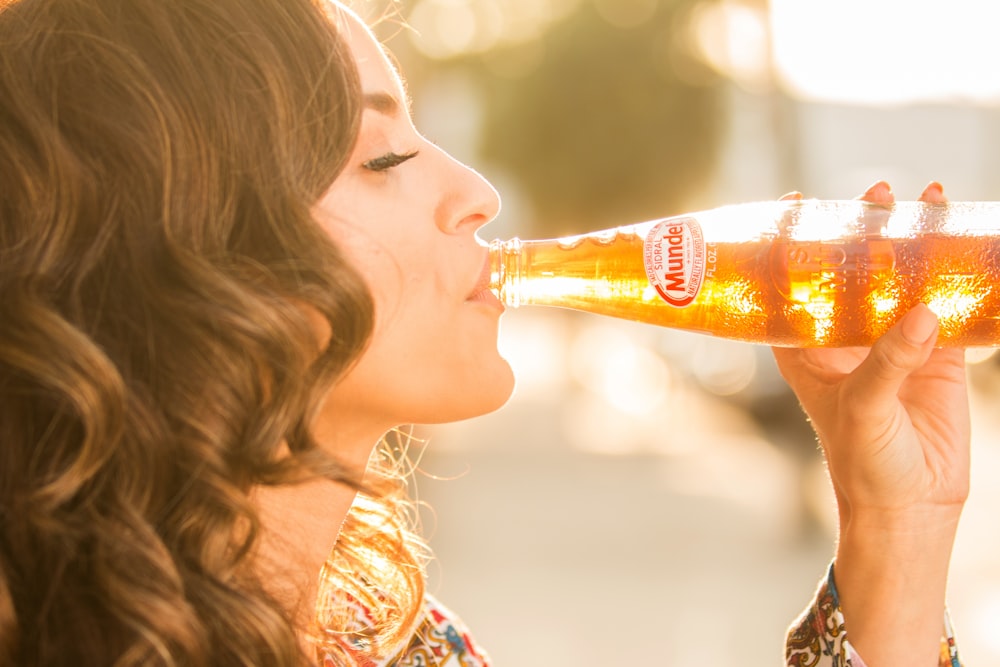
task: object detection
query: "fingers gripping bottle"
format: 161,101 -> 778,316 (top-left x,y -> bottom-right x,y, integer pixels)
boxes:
489,199 -> 1000,347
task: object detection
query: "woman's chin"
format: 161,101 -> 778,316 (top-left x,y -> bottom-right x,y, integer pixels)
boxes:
431,360 -> 517,424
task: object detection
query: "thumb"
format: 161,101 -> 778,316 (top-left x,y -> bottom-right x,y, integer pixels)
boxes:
845,304 -> 939,411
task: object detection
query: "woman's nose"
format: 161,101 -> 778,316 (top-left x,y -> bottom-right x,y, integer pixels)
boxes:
435,152 -> 502,235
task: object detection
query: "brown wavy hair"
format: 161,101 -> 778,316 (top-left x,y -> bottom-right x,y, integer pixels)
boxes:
0,0 -> 427,664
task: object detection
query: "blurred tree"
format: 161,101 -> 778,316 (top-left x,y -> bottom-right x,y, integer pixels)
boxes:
466,1 -> 724,235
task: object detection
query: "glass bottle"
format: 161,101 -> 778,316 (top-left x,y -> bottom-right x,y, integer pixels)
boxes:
488,199 -> 1000,347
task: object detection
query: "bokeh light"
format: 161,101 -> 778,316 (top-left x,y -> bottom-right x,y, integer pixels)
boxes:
569,320 -> 671,415
687,1 -> 771,92
591,0 -> 658,29
770,0 -> 1000,105
406,0 -> 582,59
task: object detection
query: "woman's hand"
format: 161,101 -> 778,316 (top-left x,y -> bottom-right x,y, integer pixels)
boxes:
772,181 -> 970,667
775,181 -> 969,520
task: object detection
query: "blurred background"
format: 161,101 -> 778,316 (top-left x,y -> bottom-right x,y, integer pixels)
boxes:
353,0 -> 1000,664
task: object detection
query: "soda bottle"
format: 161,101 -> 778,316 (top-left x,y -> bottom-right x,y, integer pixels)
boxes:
488,199 -> 1000,347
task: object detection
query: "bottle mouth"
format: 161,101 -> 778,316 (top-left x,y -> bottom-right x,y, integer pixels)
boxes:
488,238 -> 521,308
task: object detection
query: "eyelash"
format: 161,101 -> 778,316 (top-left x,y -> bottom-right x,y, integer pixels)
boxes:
363,150 -> 419,172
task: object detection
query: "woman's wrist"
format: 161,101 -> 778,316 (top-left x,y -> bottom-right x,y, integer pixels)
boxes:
839,503 -> 963,546
833,507 -> 960,667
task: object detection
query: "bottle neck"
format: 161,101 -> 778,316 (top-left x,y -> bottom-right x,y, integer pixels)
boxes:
488,237 -> 521,308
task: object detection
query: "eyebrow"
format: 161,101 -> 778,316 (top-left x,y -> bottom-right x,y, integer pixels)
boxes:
364,91 -> 404,116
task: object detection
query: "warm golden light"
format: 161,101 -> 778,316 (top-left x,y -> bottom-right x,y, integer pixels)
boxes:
770,0 -> 1000,105
687,1 -> 770,92
712,279 -> 762,316
869,291 -> 899,318
926,277 -> 988,328
521,276 -> 611,304
802,301 -> 834,342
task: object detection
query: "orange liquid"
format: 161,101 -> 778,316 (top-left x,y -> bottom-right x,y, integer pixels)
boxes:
492,229 -> 1000,347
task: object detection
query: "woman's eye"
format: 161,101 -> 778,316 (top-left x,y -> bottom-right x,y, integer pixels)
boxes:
363,150 -> 419,172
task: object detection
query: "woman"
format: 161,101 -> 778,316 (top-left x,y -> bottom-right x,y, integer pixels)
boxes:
0,0 -> 967,665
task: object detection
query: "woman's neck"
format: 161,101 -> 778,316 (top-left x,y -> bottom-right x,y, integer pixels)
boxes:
251,459 -> 364,656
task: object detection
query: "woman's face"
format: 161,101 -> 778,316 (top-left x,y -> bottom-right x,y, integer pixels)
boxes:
312,10 -> 514,436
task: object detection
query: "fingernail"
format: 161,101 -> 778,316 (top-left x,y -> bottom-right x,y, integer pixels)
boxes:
901,304 -> 938,345
858,180 -> 893,204
920,181 -> 945,203
865,180 -> 891,196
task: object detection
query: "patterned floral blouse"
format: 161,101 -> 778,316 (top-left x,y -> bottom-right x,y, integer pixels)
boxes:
321,563 -> 962,666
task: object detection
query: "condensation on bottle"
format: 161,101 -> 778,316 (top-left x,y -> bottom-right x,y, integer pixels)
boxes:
488,199 -> 1000,347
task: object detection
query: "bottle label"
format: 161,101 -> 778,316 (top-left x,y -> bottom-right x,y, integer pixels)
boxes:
643,217 -> 706,308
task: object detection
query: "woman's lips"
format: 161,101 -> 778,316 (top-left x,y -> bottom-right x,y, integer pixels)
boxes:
467,255 -> 503,309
